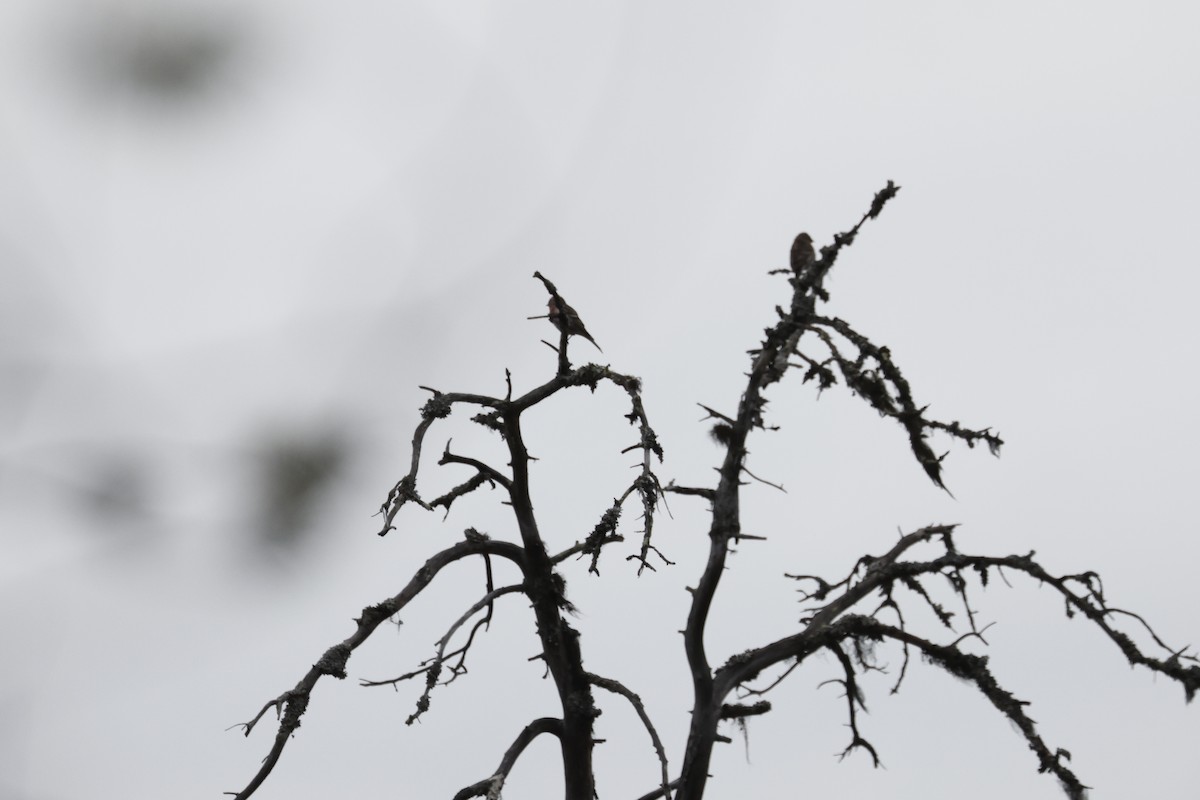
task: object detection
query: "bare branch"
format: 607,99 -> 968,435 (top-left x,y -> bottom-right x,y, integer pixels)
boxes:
362,584 -> 525,725
882,550 -> 1200,700
452,717 -> 564,800
792,180 -> 900,302
662,482 -> 716,502
741,525 -> 1199,703
740,465 -> 785,493
824,643 -> 881,767
427,442 -> 514,518
225,535 -> 524,800
809,314 -> 1003,491
577,501 -> 623,575
587,672 -> 671,800
552,534 -> 628,566
376,389 -> 504,536
737,659 -> 803,699
438,440 -> 513,491
429,473 -> 494,517
719,700 -> 771,719
842,617 -> 1087,799
634,778 -> 682,800
710,526 -> 1198,800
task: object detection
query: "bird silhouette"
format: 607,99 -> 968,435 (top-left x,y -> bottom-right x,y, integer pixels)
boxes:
547,295 -> 602,352
790,232 -> 815,274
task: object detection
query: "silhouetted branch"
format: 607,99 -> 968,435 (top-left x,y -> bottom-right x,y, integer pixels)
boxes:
362,584 -> 525,724
719,700 -> 771,719
552,530 -> 624,565
882,551 -> 1200,700
710,525 -> 1197,798
452,717 -> 564,800
841,617 -> 1087,799
376,389 -> 503,536
430,472 -> 493,517
438,440 -> 513,491
823,643 -> 880,767
810,314 -> 1003,491
634,778 -> 682,800
743,525 -> 1199,699
587,672 -> 671,800
736,659 -> 803,699
579,501 -> 623,574
662,482 -> 716,502
225,533 -> 524,799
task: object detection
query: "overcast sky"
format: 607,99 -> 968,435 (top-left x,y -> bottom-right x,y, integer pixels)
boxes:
1,2 -> 1197,799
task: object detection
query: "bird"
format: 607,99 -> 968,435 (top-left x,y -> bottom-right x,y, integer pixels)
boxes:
790,232 -> 815,275
547,295 -> 602,352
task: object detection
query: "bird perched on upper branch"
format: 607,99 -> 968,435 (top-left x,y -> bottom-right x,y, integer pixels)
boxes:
531,271 -> 603,352
547,295 -> 602,352
790,232 -> 815,275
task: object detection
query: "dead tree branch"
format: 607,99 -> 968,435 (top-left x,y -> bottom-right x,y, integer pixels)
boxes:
224,533 -> 524,799
452,717 -> 564,800
361,584 -> 525,724
586,672 -> 671,800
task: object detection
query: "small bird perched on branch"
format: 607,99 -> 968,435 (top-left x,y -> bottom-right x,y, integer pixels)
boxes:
790,232 -> 815,275
531,271 -> 603,352
547,295 -> 602,351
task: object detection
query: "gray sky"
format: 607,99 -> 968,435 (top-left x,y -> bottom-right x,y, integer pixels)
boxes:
1,2 -> 1197,798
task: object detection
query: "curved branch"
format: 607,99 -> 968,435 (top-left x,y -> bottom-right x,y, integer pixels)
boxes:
708,528 -> 1197,800
362,584 -> 525,724
225,534 -> 525,800
877,550 -> 1200,700
376,388 -> 504,536
720,611 -> 1089,797
737,659 -> 803,699
736,525 -> 1198,701
452,717 -> 564,800
842,616 -> 1087,799
810,314 -> 1002,491
586,672 -> 671,800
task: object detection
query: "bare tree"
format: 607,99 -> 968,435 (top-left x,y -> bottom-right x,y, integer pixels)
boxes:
226,184 -> 1198,800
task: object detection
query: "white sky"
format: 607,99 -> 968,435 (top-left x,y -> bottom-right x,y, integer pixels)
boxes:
1,2 -> 1197,799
